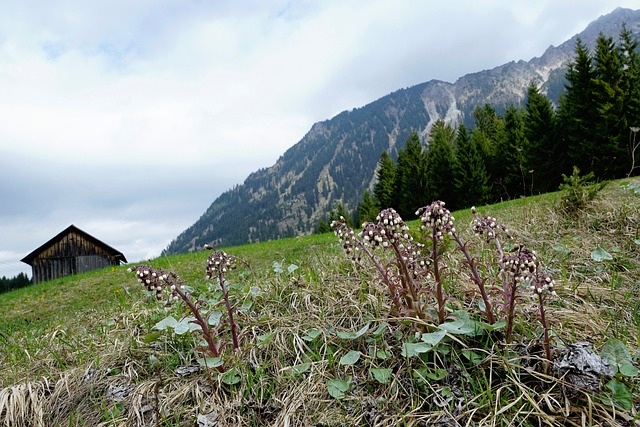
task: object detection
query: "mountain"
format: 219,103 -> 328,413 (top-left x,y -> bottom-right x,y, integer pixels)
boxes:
164,7 -> 640,254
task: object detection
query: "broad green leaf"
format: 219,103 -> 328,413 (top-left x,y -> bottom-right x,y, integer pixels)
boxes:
289,362 -> 311,375
196,357 -> 224,368
154,316 -> 178,330
221,368 -> 242,385
208,310 -> 223,326
633,239 -> 640,245
601,338 -> 638,377
339,350 -> 361,366
462,349 -> 483,365
337,323 -> 370,340
272,261 -> 284,274
420,329 -> 446,346
287,264 -> 299,273
425,368 -> 448,381
142,332 -> 163,343
370,368 -> 392,384
591,247 -> 613,262
372,323 -> 388,336
553,244 -> 571,254
173,320 -> 190,335
257,332 -> 275,347
402,341 -> 434,358
327,379 -> 350,399
375,350 -> 391,360
603,379 -> 633,411
438,319 -> 479,336
301,328 -> 322,341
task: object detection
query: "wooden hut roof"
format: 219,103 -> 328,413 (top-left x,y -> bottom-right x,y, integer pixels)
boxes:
21,224 -> 127,266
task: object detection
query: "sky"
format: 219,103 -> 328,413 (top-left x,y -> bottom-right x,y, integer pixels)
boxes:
0,0 -> 637,278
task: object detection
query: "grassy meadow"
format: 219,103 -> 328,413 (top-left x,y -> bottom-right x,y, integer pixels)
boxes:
0,178 -> 639,426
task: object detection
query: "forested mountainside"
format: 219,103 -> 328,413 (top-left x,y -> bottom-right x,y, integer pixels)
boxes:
165,7 -> 640,254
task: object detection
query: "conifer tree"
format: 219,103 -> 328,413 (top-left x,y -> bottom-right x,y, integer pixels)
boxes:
425,120 -> 457,207
591,32 -> 626,178
452,124 -> 491,208
395,131 -> 427,217
619,25 -> 640,176
524,83 -> 560,192
358,190 -> 379,224
373,151 -> 397,210
558,38 -> 596,176
498,105 -> 528,198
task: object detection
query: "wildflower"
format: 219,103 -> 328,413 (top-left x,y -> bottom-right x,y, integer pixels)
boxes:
416,201 -> 455,241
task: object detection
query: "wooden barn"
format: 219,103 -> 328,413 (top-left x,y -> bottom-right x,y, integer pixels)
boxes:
21,225 -> 127,283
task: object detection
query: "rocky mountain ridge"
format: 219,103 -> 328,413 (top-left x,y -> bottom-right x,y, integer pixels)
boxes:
165,7 -> 640,254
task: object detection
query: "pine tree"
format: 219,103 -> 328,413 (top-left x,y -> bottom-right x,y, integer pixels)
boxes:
373,151 -> 397,210
591,32 -> 626,178
524,83 -> 560,193
498,104 -> 528,198
619,24 -> 640,176
358,190 -> 378,224
452,124 -> 491,208
425,120 -> 457,207
558,38 -> 596,176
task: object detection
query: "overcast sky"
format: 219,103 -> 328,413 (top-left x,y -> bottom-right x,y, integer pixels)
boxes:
0,1 -> 637,278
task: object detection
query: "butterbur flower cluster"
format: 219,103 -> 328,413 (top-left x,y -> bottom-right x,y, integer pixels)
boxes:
471,206 -> 512,241
331,217 -> 360,261
361,208 -> 412,247
128,265 -> 185,303
417,200 -> 455,241
502,246 -> 537,283
206,250 -> 236,279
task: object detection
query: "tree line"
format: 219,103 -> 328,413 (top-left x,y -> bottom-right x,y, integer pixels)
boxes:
351,28 -> 640,223
0,272 -> 31,294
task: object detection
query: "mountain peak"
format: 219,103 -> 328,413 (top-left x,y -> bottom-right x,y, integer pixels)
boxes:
164,8 -> 640,255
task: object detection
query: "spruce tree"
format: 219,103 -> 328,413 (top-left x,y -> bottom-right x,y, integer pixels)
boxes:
373,151 -> 397,210
425,120 -> 457,207
395,131 -> 427,217
452,124 -> 491,208
358,190 -> 379,224
499,105 -> 528,198
619,25 -> 640,176
524,83 -> 560,192
558,39 -> 596,176
592,32 -> 626,178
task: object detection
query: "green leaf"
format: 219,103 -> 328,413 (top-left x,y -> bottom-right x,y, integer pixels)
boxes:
375,350 -> 391,360
208,310 -> 223,326
257,332 -> 275,347
327,379 -> 350,399
402,341 -> 434,358
173,320 -> 190,335
591,247 -> 613,262
420,329 -> 446,346
370,368 -> 392,384
633,239 -> 640,245
438,318 -> 479,336
336,323 -> 370,340
289,362 -> 311,375
301,328 -> 322,342
603,379 -> 632,411
221,368 -> 242,385
287,263 -> 299,274
462,349 -> 483,365
196,357 -> 224,368
272,261 -> 284,274
142,332 -> 163,343
553,244 -> 571,254
372,323 -> 388,336
154,316 -> 178,330
601,338 -> 638,377
339,350 -> 361,366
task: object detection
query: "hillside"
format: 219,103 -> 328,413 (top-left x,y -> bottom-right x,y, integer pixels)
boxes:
1,178 -> 639,425
164,7 -> 640,254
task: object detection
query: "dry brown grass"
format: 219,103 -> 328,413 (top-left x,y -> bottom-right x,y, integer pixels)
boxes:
1,178 -> 638,426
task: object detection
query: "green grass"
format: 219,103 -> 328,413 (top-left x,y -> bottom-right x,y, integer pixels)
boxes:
1,179 -> 639,426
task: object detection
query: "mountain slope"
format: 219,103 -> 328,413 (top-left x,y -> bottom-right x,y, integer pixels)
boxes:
165,7 -> 640,254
